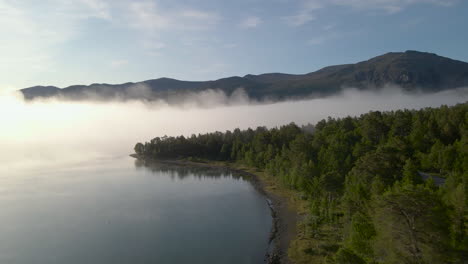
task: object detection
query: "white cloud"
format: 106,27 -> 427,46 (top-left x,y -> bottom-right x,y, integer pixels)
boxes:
283,1 -> 322,26
145,42 -> 166,50
240,16 -> 263,28
193,62 -> 230,77
0,0 -> 224,89
147,51 -> 163,57
308,28 -> 363,46
223,43 -> 238,49
0,0 -> 117,89
50,0 -> 113,21
142,40 -> 166,56
330,0 -> 458,13
110,60 -> 129,68
181,9 -> 218,20
284,0 -> 458,26
176,9 -> 221,30
77,0 -> 112,20
126,1 -> 220,32
0,1 -> 65,77
308,36 -> 327,45
125,1 -> 221,57
283,12 -> 315,26
127,1 -> 170,31
322,24 -> 336,31
308,30 -> 341,45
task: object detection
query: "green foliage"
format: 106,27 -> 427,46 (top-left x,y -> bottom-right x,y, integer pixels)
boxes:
346,212 -> 376,260
334,247 -> 366,264
135,102 -> 468,263
373,184 -> 451,264
442,172 -> 468,252
134,142 -> 145,155
402,158 -> 422,185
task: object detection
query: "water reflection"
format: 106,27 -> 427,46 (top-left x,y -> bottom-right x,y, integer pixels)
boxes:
134,159 -> 245,181
0,156 -> 272,264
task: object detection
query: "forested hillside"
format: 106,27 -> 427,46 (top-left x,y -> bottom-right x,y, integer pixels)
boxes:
135,103 -> 467,263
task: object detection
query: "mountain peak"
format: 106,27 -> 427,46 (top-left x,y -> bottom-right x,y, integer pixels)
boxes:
404,50 -> 436,55
20,51 -> 468,102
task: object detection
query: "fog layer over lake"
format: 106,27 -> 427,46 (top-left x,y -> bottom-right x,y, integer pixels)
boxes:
0,87 -> 466,263
1,87 -> 466,174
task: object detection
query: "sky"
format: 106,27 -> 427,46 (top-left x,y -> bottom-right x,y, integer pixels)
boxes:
1,0 -> 468,90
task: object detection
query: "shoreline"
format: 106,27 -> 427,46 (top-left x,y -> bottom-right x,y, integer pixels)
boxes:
131,155 -> 299,264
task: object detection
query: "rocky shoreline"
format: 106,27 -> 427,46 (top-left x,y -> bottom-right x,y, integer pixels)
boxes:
130,154 -> 298,264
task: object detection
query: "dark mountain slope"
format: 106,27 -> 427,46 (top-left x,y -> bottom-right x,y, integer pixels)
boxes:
20,50 -> 468,102
330,50 -> 468,90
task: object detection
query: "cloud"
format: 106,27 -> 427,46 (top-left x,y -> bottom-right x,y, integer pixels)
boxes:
77,0 -> 112,20
180,9 -> 219,21
127,1 -> 170,31
142,40 -> 166,56
124,0 -> 221,55
284,0 -> 458,26
126,1 -> 220,32
2,87 -> 466,173
192,62 -> 230,77
0,0 -> 117,88
223,43 -> 238,49
307,30 -> 343,45
329,0 -> 458,13
110,60 -> 129,68
322,24 -> 336,31
308,36 -> 327,45
283,12 -> 315,26
240,16 -> 263,28
0,1 -> 66,77
283,0 -> 322,26
0,0 -> 221,79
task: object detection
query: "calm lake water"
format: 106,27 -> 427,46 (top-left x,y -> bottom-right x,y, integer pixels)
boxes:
0,156 -> 272,264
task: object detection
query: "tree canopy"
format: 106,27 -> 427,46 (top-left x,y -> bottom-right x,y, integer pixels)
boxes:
135,103 -> 468,263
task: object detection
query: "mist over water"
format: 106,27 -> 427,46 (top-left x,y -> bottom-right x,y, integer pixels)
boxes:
0,86 -> 466,264
1,87 -> 467,174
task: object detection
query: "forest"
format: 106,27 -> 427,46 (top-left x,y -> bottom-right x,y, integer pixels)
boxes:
134,103 -> 467,264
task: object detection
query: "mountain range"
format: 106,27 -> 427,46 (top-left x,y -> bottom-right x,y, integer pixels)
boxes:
20,50 -> 468,103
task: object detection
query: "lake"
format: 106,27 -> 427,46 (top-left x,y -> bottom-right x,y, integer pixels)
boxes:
0,155 -> 272,264
1,89 -> 465,264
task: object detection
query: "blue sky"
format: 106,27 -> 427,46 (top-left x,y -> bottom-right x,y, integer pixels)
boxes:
1,0 -> 467,90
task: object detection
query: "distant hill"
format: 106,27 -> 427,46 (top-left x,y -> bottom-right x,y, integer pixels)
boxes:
20,50 -> 468,102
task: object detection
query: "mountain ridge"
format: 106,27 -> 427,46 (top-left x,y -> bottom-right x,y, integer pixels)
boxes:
21,50 -> 468,102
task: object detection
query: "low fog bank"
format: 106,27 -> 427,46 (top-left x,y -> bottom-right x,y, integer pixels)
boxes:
1,87 -> 467,175
28,85 -> 256,108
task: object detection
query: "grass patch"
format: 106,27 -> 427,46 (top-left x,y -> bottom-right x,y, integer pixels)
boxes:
288,220 -> 343,264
